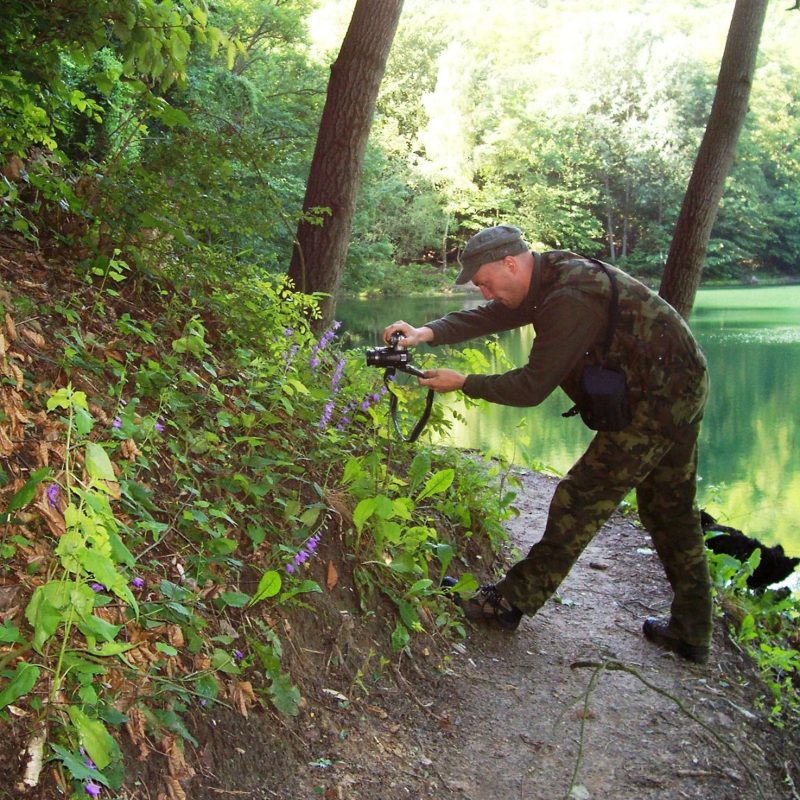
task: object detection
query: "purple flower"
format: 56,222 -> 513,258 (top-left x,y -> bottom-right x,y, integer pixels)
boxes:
85,781 -> 102,798
80,748 -> 96,771
283,327 -> 294,337
284,343 -> 299,365
154,419 -> 165,433
331,358 -> 346,393
90,583 -> 106,593
112,417 -> 122,430
286,563 -> 295,574
318,398 -> 335,432
46,483 -> 60,508
131,577 -> 145,588
233,649 -> 244,661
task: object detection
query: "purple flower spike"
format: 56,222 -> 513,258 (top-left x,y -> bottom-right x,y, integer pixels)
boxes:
46,484 -> 60,508
85,781 -> 102,798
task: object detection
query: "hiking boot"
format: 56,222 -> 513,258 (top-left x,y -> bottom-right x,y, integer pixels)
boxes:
455,583 -> 523,632
643,617 -> 709,664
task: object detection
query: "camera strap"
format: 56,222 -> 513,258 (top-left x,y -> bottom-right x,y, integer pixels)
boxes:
383,366 -> 435,443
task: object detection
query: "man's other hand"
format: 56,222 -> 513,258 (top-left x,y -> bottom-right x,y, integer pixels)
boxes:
418,368 -> 466,393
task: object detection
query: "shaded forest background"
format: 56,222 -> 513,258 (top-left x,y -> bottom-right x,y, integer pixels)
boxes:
3,0 -> 800,299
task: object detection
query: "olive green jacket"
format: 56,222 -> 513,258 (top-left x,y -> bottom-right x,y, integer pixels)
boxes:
425,251 -> 708,433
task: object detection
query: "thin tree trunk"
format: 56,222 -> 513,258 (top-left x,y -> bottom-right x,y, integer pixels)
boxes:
659,0 -> 768,318
288,0 -> 404,328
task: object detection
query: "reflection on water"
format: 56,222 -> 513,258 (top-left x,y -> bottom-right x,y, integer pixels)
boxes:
337,286 -> 800,557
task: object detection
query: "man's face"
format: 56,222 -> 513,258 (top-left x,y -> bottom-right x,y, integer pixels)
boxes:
471,257 -> 529,308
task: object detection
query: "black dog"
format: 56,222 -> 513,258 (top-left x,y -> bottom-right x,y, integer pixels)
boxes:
701,511 -> 799,589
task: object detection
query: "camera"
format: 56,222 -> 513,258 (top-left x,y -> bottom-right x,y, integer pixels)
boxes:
366,331 -> 416,371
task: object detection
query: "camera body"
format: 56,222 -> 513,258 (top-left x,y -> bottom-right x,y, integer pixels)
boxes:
366,331 -> 414,370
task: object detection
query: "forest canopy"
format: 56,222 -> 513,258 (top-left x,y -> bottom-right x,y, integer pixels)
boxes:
2,0 -> 799,294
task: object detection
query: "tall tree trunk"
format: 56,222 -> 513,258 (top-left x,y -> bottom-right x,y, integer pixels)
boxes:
288,0 -> 404,328
659,0 -> 768,318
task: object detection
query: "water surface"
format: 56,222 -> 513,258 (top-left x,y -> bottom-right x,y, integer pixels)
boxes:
337,285 -> 800,556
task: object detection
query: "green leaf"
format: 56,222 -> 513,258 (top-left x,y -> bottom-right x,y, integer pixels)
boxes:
210,648 -> 240,675
279,580 -> 322,603
67,705 -> 114,770
85,443 -> 116,482
0,621 -> 22,644
416,468 -> 455,501
79,550 -> 134,606
353,498 -> 377,533
249,570 -> 281,605
449,574 -> 479,594
51,744 -> 111,787
74,406 -> 95,436
407,579 -> 434,597
3,467 -> 50,516
92,641 -> 138,657
268,671 -> 301,716
155,642 -> 178,656
219,591 -> 249,608
408,452 -> 432,493
0,661 -> 40,709
76,613 -> 121,643
391,621 -> 410,652
25,584 -> 65,652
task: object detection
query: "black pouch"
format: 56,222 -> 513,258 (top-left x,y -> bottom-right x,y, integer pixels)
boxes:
578,364 -> 631,431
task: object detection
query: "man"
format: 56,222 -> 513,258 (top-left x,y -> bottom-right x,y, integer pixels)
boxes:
383,224 -> 712,663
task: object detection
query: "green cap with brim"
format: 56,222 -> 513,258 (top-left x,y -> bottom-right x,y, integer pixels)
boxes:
455,224 -> 528,285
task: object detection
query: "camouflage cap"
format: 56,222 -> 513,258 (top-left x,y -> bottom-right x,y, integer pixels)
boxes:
455,225 -> 528,284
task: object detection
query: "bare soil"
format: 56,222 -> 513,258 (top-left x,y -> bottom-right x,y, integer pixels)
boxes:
185,469 -> 799,800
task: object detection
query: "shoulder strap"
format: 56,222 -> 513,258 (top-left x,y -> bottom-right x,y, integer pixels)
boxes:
586,257 -> 619,361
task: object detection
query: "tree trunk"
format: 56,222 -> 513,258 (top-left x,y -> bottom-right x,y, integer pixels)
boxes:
659,0 -> 768,318
287,0 -> 404,328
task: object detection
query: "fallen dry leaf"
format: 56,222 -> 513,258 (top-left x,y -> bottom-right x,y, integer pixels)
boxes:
326,559 -> 339,591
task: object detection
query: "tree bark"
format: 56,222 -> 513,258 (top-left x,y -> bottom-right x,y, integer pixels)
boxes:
287,0 -> 404,328
659,0 -> 768,318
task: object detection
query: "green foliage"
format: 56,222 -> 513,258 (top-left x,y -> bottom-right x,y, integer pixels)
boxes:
706,541 -> 800,727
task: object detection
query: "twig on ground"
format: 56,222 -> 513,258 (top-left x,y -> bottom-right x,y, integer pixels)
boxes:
564,661 -> 606,800
570,658 -> 767,800
391,664 -> 446,722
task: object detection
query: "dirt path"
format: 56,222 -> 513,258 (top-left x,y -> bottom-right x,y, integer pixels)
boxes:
191,470 -> 799,800
409,469 -> 797,800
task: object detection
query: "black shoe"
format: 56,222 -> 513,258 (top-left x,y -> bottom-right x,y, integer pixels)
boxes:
454,583 -> 523,632
643,617 -> 709,664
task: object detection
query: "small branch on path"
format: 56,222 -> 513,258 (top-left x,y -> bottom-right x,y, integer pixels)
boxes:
570,658 -> 767,800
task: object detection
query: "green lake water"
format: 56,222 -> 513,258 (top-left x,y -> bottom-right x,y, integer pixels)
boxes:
336,285 -> 800,557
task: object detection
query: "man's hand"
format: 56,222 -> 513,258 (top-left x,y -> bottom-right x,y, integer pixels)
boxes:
382,321 -> 434,347
418,368 -> 466,393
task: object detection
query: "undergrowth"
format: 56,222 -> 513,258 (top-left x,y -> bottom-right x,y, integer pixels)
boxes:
706,545 -> 800,729
0,240 -> 519,799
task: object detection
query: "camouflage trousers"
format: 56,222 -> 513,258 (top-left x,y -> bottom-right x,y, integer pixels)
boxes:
497,370 -> 712,647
